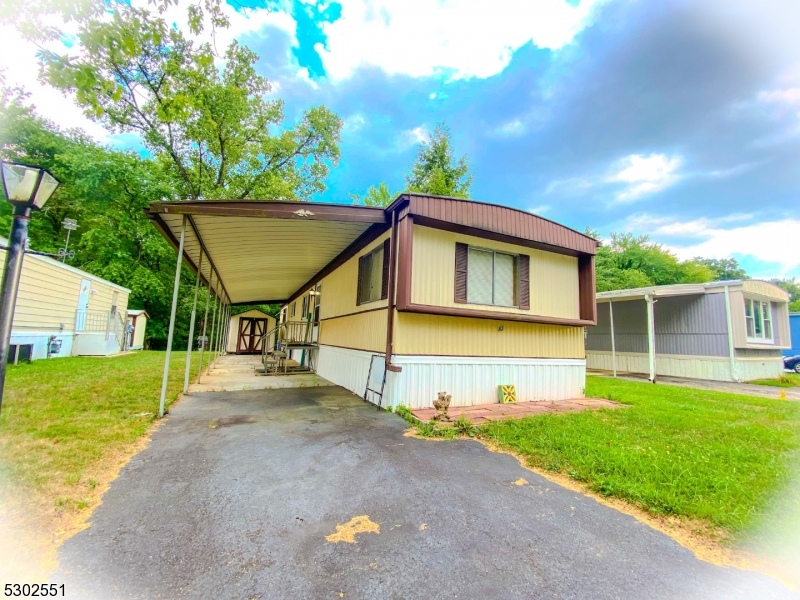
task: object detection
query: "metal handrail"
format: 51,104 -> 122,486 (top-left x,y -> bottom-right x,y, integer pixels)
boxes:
259,320 -> 314,366
74,309 -> 126,351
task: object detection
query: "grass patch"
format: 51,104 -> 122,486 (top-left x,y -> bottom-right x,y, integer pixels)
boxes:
749,374 -> 800,388
480,376 -> 800,537
0,351 -> 202,527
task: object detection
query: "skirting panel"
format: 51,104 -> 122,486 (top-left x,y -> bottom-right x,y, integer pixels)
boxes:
384,356 -> 586,409
586,350 -> 784,382
316,345 -> 382,399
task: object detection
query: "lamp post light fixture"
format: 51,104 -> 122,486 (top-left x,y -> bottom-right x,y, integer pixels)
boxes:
0,161 -> 61,412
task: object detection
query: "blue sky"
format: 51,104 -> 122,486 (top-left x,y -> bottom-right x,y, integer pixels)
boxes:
1,0 -> 799,277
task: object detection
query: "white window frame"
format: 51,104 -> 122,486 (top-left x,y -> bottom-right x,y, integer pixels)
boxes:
745,297 -> 773,343
466,246 -> 518,308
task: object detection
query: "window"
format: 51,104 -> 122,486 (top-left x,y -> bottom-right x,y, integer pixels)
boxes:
745,298 -> 773,342
301,294 -> 309,319
465,247 -> 517,307
290,301 -> 296,318
357,241 -> 389,305
313,283 -> 322,323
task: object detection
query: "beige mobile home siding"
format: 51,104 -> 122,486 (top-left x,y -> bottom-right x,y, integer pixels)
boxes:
319,231 -> 391,320
318,309 -> 387,353
393,313 -> 584,358
742,280 -> 790,301
410,225 -> 580,319
0,248 -> 128,331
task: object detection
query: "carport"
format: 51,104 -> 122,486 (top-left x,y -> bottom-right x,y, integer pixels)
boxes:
146,200 -> 388,416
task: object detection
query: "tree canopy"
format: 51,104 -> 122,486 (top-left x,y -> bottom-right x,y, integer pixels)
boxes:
41,6 -> 342,201
349,182 -> 396,207
591,232 -> 722,292
405,121 -> 472,198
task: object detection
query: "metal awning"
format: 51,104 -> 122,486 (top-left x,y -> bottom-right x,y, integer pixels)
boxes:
146,201 -> 387,305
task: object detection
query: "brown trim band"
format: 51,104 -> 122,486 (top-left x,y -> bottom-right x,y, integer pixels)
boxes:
319,306 -> 388,321
147,200 -> 387,224
286,223 -> 391,305
413,215 -> 584,258
316,343 -> 386,354
397,303 -> 596,327
395,214 -> 414,310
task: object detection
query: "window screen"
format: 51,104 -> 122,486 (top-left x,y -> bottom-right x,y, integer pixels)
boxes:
467,248 -> 493,305
466,247 -> 517,307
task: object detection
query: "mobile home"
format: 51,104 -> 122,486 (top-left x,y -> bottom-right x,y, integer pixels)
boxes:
585,280 -> 791,382
1,236 -> 130,361
147,194 -> 599,408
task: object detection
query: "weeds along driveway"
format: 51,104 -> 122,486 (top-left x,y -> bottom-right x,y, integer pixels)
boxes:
56,387 -> 796,600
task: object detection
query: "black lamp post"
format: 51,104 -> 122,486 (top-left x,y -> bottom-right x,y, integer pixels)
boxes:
0,161 -> 60,412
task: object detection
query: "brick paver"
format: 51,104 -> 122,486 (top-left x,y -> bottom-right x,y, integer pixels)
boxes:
411,397 -> 624,425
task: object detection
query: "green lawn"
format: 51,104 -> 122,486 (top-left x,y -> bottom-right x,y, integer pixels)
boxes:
481,376 -> 800,537
749,373 -> 800,388
0,351 -> 203,517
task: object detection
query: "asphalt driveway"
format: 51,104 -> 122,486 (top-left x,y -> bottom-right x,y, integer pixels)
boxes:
57,385 -> 797,599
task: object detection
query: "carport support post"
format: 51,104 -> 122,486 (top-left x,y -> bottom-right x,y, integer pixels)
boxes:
206,289 -> 219,375
183,251 -> 203,393
158,215 -> 186,418
609,300 -> 617,377
196,272 -> 212,384
724,284 -> 739,382
646,294 -> 656,383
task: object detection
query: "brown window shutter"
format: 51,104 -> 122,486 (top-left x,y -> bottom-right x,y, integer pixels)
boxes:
454,242 -> 468,303
518,254 -> 530,310
356,255 -> 367,305
381,238 -> 390,300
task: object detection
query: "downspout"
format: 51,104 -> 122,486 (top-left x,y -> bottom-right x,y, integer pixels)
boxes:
723,284 -> 740,382
384,208 -> 402,373
609,300 -> 617,377
646,294 -> 656,383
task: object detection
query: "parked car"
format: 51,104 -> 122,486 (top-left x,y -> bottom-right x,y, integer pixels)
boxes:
784,355 -> 800,373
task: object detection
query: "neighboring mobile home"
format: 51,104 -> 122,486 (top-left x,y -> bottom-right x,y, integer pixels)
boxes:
227,308 -> 277,354
0,236 -> 130,361
147,194 -> 599,409
585,280 -> 791,382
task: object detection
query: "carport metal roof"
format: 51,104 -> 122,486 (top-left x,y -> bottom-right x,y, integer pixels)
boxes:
146,201 -> 387,305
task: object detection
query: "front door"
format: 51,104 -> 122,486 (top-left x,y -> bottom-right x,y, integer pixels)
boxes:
76,278 -> 91,332
237,317 -> 268,354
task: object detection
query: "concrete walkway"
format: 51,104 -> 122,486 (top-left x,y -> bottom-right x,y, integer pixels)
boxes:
56,386 -> 796,599
190,353 -> 333,393
589,370 -> 800,401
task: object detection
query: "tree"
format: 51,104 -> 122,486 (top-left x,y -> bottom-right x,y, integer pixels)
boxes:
691,257 -> 748,281
41,6 -> 342,201
1,85 -> 210,349
771,279 -> 800,312
405,122 -> 472,198
349,182 -> 396,207
2,0 -> 229,44
593,233 -> 717,292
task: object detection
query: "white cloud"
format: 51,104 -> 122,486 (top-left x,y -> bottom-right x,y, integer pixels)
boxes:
606,153 -> 683,202
624,213 -> 800,277
528,204 -> 551,215
317,0 -> 605,81
494,119 -> 526,137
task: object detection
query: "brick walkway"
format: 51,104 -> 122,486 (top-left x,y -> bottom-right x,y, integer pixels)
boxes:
411,397 -> 624,425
